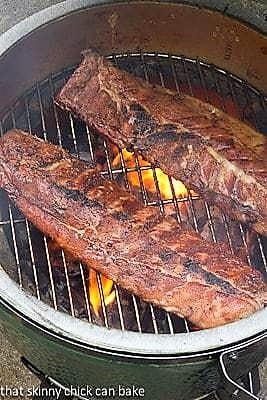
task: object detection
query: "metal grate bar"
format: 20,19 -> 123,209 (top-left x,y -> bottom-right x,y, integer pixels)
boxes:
79,262 -> 92,323
203,202 -> 218,243
102,139 -> 114,179
43,237 -> 58,311
248,372 -> 254,394
0,218 -> 25,226
68,113 -> 79,156
85,125 -> 96,164
36,82 -> 48,141
149,304 -> 159,334
48,76 -> 63,147
8,205 -> 23,287
181,57 -> 194,96
221,214 -> 236,256
61,249 -> 75,317
196,60 -> 209,102
132,148 -> 149,205
24,96 -> 33,135
114,285 -> 125,331
95,271 -> 109,328
151,167 -> 166,215
132,295 -> 142,333
168,176 -> 183,224
239,223 -> 253,266
169,54 -> 182,97
243,84 -> 259,131
117,147 -> 131,191
210,66 -> 227,113
25,220 -> 41,301
257,236 -> 267,274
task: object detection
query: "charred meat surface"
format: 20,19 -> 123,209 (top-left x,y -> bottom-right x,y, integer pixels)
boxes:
56,50 -> 267,236
0,130 -> 266,328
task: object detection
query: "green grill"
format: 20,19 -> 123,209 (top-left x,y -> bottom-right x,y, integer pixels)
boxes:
0,1 -> 266,399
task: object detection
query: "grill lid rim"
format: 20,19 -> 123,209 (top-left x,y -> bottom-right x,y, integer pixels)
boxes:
0,266 -> 266,356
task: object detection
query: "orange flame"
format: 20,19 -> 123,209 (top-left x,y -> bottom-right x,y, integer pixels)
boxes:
112,148 -> 189,199
89,271 -> 115,317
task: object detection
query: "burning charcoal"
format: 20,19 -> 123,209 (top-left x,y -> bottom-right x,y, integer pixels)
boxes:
102,288 -> 150,332
48,239 -> 83,276
52,280 -> 71,314
0,225 -> 20,284
46,239 -> 118,323
50,267 -> 88,318
243,100 -> 267,134
249,235 -> 267,279
150,307 -> 178,334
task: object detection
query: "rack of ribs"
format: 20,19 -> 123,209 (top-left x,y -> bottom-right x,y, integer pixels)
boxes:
0,130 -> 266,328
56,50 -> 267,236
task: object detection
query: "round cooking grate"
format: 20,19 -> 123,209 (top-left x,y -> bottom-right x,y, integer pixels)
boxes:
0,53 -> 266,335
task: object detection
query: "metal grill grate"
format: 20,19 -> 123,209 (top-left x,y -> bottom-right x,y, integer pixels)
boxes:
0,53 -> 266,337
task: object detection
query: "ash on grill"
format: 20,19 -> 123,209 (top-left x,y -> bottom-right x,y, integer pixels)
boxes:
0,53 -> 266,335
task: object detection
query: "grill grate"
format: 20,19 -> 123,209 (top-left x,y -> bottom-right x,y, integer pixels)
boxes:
0,53 -> 266,336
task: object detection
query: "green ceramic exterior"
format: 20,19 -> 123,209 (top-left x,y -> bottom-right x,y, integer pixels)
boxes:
0,302 -> 218,399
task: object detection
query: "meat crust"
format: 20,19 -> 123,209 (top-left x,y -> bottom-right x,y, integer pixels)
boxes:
56,50 -> 267,236
0,130 -> 266,328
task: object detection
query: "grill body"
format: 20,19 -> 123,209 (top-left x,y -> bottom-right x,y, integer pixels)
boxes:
0,303 -> 219,400
0,1 -> 266,399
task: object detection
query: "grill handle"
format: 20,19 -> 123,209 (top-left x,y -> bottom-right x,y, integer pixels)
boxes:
219,332 -> 267,400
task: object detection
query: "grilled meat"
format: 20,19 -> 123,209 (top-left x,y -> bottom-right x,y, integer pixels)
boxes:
0,130 -> 266,328
56,50 -> 267,236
